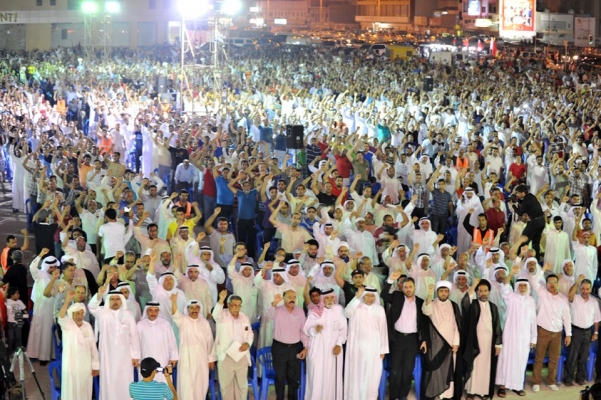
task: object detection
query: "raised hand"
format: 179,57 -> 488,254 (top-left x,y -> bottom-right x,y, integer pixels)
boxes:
389,270 -> 402,281
272,294 -> 283,306
40,248 -> 50,257
218,290 -> 228,303
170,292 -> 178,302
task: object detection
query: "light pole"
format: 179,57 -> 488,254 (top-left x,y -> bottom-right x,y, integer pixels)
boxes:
82,1 -> 120,63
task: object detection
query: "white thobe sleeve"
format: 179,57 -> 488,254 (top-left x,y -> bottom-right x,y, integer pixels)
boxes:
303,312 -> 321,337
530,300 -> 538,346
88,294 -> 102,318
128,316 -> 141,360
209,263 -> 225,284
172,308 -> 182,327
335,309 -> 348,347
344,296 -> 360,319
213,303 -> 224,323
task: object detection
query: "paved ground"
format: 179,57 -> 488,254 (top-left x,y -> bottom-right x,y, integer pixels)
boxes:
0,182 -> 589,399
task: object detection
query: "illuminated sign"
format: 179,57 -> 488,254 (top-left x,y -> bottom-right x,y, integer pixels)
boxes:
500,0 -> 535,36
468,0 -> 481,17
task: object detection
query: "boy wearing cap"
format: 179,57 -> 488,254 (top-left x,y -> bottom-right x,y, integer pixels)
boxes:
129,357 -> 176,400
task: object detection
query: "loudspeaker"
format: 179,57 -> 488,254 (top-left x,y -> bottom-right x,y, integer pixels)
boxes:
423,76 -> 434,92
286,125 -> 304,149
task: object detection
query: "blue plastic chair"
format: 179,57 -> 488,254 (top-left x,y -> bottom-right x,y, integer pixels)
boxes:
587,340 -> 598,382
557,335 -> 573,384
48,360 -> 61,400
248,355 -> 260,399
133,366 -> 139,382
379,354 -> 421,400
51,324 -> 62,359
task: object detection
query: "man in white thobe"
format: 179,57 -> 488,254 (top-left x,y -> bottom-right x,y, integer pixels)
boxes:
343,286 -> 388,400
495,266 -> 537,396
170,293 -> 217,400
27,250 -> 59,364
227,259 -> 258,323
543,216 -> 571,274
573,231 -> 598,281
255,265 -> 295,348
88,287 -> 141,400
174,262 -> 214,319
136,302 -> 179,384
185,244 -> 226,305
304,288 -> 347,400
57,291 -> 99,400
214,290 -> 254,400
456,187 -> 483,254
147,255 -> 187,322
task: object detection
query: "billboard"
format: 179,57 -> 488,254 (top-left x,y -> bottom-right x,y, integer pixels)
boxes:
500,0 -> 535,37
574,17 -> 596,47
468,0 -> 481,17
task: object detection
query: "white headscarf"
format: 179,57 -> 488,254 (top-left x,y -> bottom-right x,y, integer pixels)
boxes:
67,302 -> 86,319
359,286 -> 381,314
184,299 -> 204,317
514,277 -> 531,296
141,301 -> 161,322
271,268 -> 290,284
32,256 -> 60,304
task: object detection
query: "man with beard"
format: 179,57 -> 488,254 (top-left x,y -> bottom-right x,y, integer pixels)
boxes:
496,265 -> 537,397
268,290 -> 309,400
461,278 -> 503,400
136,302 -> 178,384
572,228 -> 598,282
88,285 -> 140,400
456,187 -> 484,254
57,290 -> 99,399
511,184 -> 546,261
447,269 -> 471,310
543,216 -> 571,274
304,288 -> 347,400
185,242 -> 226,305
224,242 -> 255,292
270,202 -> 313,256
564,275 -> 601,386
344,286 -> 389,400
528,265 -> 572,392
146,252 -> 187,323
255,263 -> 295,348
299,239 -> 319,276
204,208 -> 236,266
407,249 -> 436,300
558,259 -> 575,296
382,240 -> 412,276
421,280 -> 462,400
61,223 -> 101,279
174,258 -> 213,320
133,222 -> 170,260
334,257 -> 365,303
381,272 -> 425,400
286,259 -> 307,308
170,292 -> 216,400
227,254 -> 258,323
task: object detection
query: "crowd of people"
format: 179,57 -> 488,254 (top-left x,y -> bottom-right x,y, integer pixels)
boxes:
0,42 -> 601,400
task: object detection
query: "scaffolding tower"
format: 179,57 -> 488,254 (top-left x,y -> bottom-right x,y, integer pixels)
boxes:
82,1 -> 118,64
179,12 -> 232,112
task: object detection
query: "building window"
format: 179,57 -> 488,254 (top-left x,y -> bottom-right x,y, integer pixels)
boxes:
61,28 -> 68,40
36,0 -> 43,6
67,0 -> 79,10
50,0 -> 56,5
489,5 -> 496,13
149,0 -> 156,9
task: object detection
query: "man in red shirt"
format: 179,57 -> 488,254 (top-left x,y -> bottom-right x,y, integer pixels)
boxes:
484,198 -> 506,236
334,148 -> 352,186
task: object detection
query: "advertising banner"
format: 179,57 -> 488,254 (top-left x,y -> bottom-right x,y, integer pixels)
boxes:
500,0 -> 535,37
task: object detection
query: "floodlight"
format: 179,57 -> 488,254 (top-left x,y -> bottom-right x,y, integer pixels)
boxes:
82,1 -> 99,14
177,0 -> 209,17
221,0 -> 241,15
105,1 -> 121,13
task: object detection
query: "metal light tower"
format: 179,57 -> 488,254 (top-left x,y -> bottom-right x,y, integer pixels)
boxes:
177,0 -> 239,113
82,1 -> 120,63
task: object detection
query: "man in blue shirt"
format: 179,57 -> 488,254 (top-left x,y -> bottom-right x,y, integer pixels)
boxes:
228,173 -> 258,259
129,357 -> 176,400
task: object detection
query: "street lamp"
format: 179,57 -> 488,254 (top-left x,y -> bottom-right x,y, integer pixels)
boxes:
105,1 -> 121,13
81,1 -> 98,14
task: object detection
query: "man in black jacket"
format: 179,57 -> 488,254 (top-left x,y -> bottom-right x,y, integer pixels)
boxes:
381,271 -> 426,400
461,278 -> 502,400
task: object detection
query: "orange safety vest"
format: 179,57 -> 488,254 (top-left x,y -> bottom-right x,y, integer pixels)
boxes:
456,157 -> 469,169
0,247 -> 9,273
175,201 -> 192,218
56,99 -> 66,115
473,227 -> 494,247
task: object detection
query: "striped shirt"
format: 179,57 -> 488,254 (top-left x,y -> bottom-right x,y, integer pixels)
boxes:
305,144 -> 321,165
129,380 -> 174,400
431,189 -> 453,216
